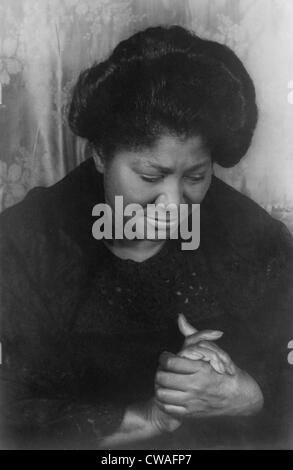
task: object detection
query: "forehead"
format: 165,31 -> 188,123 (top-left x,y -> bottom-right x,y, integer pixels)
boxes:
122,134 -> 210,170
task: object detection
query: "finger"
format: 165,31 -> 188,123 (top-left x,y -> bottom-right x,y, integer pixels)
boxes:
155,370 -> 191,391
177,314 -> 198,337
198,341 -> 236,375
156,387 -> 189,405
155,400 -> 187,417
179,345 -> 225,374
178,348 -> 205,361
183,330 -> 224,347
159,351 -> 203,374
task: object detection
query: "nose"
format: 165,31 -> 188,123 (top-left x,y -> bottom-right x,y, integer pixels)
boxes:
155,180 -> 183,209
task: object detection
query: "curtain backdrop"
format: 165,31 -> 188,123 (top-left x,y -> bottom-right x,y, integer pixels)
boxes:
1,0 -> 293,231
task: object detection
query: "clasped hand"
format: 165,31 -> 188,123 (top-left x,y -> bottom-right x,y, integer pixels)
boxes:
152,314 -> 264,431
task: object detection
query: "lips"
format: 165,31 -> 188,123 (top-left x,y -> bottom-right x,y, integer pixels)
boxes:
146,216 -> 179,229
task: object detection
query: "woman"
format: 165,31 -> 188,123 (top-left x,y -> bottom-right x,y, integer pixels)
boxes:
0,25 -> 292,449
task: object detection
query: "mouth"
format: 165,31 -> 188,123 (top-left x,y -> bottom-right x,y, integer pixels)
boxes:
146,216 -> 179,229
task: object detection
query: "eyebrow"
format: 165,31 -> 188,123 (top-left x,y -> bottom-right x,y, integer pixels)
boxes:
136,160 -> 210,174
183,161 -> 210,173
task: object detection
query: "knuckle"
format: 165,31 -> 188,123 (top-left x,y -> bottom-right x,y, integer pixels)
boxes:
165,356 -> 174,369
159,351 -> 169,362
159,356 -> 168,368
155,387 -> 163,399
155,371 -> 162,383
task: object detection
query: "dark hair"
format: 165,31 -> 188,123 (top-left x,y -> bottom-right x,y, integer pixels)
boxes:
68,25 -> 258,168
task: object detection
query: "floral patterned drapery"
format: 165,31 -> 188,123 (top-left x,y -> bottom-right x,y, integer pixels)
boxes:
1,0 -> 293,231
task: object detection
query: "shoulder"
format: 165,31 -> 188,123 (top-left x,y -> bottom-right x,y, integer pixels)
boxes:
202,176 -> 293,264
0,158 -> 99,242
207,175 -> 278,230
0,158 -> 103,280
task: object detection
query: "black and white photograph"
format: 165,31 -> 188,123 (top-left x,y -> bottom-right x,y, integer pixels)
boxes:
0,0 -> 293,451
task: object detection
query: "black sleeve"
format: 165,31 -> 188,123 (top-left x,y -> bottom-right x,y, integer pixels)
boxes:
260,222 -> 293,441
234,221 -> 293,447
0,208 -> 125,449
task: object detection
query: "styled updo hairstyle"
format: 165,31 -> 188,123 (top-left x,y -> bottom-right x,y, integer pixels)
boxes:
68,25 -> 258,168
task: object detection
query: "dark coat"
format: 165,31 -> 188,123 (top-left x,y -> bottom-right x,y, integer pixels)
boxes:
0,158 -> 292,449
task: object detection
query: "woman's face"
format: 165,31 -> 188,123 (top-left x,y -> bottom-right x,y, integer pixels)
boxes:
95,133 -> 212,238
97,133 -> 212,205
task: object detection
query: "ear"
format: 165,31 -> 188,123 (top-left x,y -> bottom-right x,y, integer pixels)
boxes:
93,150 -> 106,174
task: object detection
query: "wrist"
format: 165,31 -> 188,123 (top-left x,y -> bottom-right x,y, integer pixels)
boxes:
98,402 -> 159,448
99,398 -> 182,448
146,398 -> 182,433
116,400 -> 165,438
122,399 -> 181,434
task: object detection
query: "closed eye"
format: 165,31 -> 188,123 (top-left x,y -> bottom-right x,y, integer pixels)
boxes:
140,175 -> 163,183
185,174 -> 205,183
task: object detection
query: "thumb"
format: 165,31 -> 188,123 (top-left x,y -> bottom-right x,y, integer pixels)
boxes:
177,313 -> 198,337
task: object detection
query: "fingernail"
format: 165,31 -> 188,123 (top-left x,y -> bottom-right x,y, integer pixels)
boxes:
201,355 -> 210,362
218,361 -> 226,374
228,365 -> 236,375
209,331 -> 224,337
180,351 -> 203,360
212,361 -> 224,374
189,352 -> 204,360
